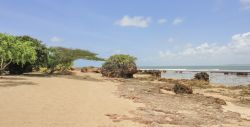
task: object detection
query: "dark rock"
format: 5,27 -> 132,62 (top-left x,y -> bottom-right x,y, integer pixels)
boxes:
194,72 -> 209,82
236,72 -> 248,76
137,70 -> 161,78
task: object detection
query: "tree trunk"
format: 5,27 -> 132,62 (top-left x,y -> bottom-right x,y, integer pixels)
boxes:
0,69 -> 4,75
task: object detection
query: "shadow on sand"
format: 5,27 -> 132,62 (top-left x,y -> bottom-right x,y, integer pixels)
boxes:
0,76 -> 37,87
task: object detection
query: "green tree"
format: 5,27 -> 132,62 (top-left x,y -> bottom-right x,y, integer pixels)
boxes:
16,35 -> 48,68
0,33 -> 37,75
101,54 -> 137,78
47,47 -> 103,74
8,36 -> 49,74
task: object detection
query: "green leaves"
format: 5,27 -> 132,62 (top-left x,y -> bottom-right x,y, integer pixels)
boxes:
101,54 -> 137,78
16,35 -> 48,68
0,33 -> 37,74
46,47 -> 103,74
0,33 -> 104,75
8,38 -> 37,65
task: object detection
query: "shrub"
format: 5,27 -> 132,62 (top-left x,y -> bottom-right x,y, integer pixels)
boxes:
194,72 -> 209,82
173,83 -> 193,94
101,54 -> 137,78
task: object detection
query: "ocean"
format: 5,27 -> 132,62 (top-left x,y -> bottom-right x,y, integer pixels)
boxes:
139,66 -> 250,86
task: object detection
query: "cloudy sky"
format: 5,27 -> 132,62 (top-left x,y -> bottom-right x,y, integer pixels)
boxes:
0,0 -> 250,66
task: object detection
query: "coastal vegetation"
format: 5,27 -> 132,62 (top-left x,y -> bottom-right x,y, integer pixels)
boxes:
173,83 -> 193,94
8,35 -> 48,74
46,47 -> 103,74
101,54 -> 137,78
0,33 -> 37,75
0,33 -> 103,75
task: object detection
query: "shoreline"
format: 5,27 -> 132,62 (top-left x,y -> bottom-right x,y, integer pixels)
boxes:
138,69 -> 250,86
139,68 -> 250,73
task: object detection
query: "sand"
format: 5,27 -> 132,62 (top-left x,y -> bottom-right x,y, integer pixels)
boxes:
1,72 -> 250,127
0,73 -> 144,127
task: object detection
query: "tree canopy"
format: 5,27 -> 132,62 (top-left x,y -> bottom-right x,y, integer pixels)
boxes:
101,54 -> 137,78
0,33 -> 37,74
16,35 -> 48,68
0,33 -> 104,75
46,47 -> 103,74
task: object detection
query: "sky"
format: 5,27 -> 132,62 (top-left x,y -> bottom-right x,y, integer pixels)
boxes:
0,0 -> 250,66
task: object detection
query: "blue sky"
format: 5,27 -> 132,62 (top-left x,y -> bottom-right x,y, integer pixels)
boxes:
1,0 -> 250,66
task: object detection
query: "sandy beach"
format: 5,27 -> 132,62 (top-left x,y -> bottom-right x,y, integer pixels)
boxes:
1,1 -> 250,126
0,71 -> 250,127
0,72 -> 144,127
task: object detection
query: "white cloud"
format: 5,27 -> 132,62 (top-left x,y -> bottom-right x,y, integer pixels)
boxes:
115,15 -> 151,28
50,36 -> 63,42
240,0 -> 250,10
159,32 -> 250,65
157,18 -> 167,24
172,18 -> 184,25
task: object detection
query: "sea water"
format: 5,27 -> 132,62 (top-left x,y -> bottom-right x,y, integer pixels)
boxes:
139,66 -> 250,86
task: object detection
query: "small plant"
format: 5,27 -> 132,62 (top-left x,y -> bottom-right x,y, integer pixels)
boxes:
194,72 -> 209,82
101,54 -> 137,78
173,83 -> 193,94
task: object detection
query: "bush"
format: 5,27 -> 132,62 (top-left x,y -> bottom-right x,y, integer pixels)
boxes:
101,54 -> 137,78
173,83 -> 193,94
194,72 -> 209,82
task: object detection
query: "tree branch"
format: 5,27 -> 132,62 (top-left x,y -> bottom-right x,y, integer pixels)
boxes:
3,59 -> 12,69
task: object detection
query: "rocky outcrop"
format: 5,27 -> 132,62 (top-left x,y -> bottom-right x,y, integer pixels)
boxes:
236,72 -> 248,76
137,70 -> 161,78
194,72 -> 209,82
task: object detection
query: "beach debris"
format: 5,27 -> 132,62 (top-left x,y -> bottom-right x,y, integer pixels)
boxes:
173,83 -> 193,94
194,72 -> 209,82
